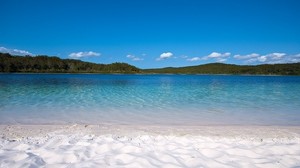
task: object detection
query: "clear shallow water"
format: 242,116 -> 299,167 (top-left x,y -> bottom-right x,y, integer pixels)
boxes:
0,74 -> 299,125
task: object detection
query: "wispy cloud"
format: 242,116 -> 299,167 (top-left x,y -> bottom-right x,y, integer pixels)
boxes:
187,57 -> 201,61
180,55 -> 188,59
156,52 -> 173,61
206,52 -> 231,58
186,52 -> 300,64
0,46 -> 33,56
233,52 -> 300,64
216,58 -> 228,63
268,53 -> 286,60
291,54 -> 300,63
69,51 -> 100,59
233,52 -> 294,64
187,52 -> 230,62
233,53 -> 260,60
126,54 -> 144,61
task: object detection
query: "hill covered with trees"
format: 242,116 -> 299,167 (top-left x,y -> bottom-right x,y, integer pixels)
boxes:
144,63 -> 300,75
0,53 -> 140,73
1,52 -> 299,75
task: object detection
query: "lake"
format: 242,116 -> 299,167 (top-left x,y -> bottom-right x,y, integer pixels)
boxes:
0,74 -> 299,125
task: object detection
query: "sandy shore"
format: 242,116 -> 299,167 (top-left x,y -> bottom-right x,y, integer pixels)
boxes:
1,124 -> 300,167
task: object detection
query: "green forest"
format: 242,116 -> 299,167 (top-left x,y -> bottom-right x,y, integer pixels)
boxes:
0,53 -> 140,73
1,52 -> 300,75
144,63 -> 300,75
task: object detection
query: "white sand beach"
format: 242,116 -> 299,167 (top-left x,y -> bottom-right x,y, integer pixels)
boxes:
1,124 -> 300,168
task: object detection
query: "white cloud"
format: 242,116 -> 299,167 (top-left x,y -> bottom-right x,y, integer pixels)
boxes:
267,53 -> 286,60
126,54 -> 135,59
156,52 -> 173,61
257,56 -> 267,62
207,52 -> 221,58
126,54 -> 143,61
207,52 -> 220,58
281,53 -> 300,63
234,53 -> 264,63
203,52 -> 231,60
233,52 -> 300,64
186,52 -> 231,62
69,51 -> 100,59
289,54 -> 300,63
216,58 -> 227,62
187,57 -> 201,61
224,52 -> 231,57
186,52 -> 299,64
234,53 -> 260,60
207,52 -> 231,58
0,46 -> 33,56
187,52 -> 230,62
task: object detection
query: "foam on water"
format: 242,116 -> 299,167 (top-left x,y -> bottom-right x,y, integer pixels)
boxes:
0,74 -> 299,125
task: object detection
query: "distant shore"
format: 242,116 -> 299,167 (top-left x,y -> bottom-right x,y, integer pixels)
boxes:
1,53 -> 300,75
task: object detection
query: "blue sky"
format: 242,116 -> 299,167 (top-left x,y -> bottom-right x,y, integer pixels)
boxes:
1,0 -> 300,68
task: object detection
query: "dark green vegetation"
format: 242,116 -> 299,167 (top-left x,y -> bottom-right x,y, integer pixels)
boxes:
144,63 -> 300,75
1,53 -> 300,75
0,53 -> 140,73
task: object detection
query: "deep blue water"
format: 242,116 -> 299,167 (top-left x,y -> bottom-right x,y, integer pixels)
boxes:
0,74 -> 299,125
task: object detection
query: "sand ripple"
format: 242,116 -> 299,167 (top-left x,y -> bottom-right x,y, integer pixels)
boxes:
1,134 -> 300,168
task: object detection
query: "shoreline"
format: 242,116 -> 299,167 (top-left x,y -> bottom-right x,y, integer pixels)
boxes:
2,124 -> 300,140
1,72 -> 299,76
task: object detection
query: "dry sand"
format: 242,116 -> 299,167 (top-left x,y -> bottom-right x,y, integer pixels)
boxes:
1,124 -> 300,167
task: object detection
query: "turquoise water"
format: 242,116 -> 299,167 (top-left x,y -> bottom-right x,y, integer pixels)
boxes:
0,74 -> 300,125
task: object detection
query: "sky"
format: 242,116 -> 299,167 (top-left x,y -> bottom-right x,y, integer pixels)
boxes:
1,0 -> 300,68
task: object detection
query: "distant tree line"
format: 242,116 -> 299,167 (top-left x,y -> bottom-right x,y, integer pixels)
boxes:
144,63 -> 300,75
1,52 -> 299,75
0,53 -> 140,73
